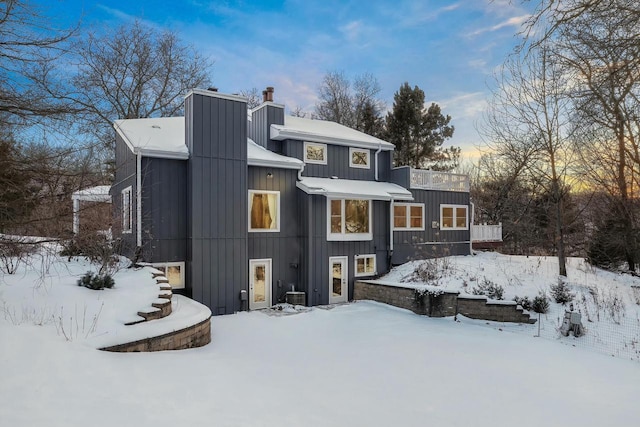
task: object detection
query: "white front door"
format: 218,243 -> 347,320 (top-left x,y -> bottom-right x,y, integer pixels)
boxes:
249,259 -> 272,310
329,256 -> 348,304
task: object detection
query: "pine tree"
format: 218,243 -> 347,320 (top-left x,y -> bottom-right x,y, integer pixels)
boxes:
385,83 -> 456,170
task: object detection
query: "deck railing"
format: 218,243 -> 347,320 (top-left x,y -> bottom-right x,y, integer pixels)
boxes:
471,223 -> 503,242
409,169 -> 470,192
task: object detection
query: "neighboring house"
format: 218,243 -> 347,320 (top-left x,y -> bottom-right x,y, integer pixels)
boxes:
110,87 -> 471,315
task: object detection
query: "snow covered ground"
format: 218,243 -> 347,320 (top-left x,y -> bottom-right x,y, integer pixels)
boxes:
1,249 -> 640,426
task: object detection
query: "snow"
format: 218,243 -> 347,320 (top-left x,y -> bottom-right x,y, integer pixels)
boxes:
247,138 -> 304,169
71,185 -> 112,202
114,116 -> 189,159
297,176 -> 413,200
2,249 -> 640,426
272,115 -> 395,150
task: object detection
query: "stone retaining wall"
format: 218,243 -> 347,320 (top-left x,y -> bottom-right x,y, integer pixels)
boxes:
101,316 -> 211,352
354,281 -> 535,324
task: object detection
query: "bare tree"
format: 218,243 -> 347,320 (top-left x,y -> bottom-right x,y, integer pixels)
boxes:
240,87 -> 262,109
314,70 -> 385,135
61,20 -> 212,164
482,45 -> 576,275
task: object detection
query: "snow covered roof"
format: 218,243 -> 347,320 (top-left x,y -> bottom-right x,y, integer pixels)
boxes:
247,139 -> 304,170
71,185 -> 112,202
114,117 -> 304,168
271,116 -> 395,151
114,117 -> 189,160
296,177 -> 413,201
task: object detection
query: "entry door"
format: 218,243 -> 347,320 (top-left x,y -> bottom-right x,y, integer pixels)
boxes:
329,256 -> 348,304
249,259 -> 272,310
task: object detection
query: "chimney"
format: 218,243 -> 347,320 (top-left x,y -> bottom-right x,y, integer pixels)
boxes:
262,90 -> 268,103
266,86 -> 274,102
207,87 -> 218,92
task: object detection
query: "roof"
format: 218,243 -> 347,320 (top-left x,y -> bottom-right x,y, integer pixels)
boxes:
72,186 -> 112,202
271,116 -> 395,151
296,177 -> 413,201
247,139 -> 304,169
114,117 -> 303,168
114,117 -> 189,160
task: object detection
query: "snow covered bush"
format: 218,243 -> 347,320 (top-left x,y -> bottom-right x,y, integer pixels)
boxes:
471,278 -> 504,300
532,292 -> 550,314
61,233 -> 121,275
550,278 -> 573,305
404,257 -> 453,286
77,271 -> 114,290
513,295 -> 532,310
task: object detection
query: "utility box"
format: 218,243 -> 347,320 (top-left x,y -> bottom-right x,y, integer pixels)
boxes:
285,291 -> 306,306
561,310 -> 584,337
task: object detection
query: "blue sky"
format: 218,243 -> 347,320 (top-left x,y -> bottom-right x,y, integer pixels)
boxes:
35,0 -> 533,158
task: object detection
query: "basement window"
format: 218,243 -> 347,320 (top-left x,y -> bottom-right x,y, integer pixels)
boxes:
152,262 -> 185,289
355,254 -> 376,277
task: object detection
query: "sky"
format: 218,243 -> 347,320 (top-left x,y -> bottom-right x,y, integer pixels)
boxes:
34,0 -> 535,159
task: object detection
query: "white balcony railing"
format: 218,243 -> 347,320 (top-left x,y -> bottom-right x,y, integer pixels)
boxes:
409,169 -> 470,192
471,223 -> 503,242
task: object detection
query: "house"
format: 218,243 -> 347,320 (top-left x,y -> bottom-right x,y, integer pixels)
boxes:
110,87 -> 472,315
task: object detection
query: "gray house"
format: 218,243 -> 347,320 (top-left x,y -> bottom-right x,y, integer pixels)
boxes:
111,87 -> 471,315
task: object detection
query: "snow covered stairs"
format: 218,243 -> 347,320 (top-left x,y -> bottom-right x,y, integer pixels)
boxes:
125,271 -> 174,325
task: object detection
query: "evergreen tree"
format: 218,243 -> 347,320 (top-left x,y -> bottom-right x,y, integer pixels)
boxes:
385,83 -> 457,170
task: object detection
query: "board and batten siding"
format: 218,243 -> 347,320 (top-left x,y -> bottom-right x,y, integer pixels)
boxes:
140,158 -> 187,263
282,139 -> 391,181
248,166 -> 303,304
392,189 -> 471,264
186,90 -> 248,315
249,103 -> 285,152
111,133 -> 138,259
301,194 -> 390,306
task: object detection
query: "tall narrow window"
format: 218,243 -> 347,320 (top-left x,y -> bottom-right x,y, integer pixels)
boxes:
440,204 -> 468,230
393,203 -> 424,231
327,199 -> 372,241
121,186 -> 132,233
249,190 -> 280,232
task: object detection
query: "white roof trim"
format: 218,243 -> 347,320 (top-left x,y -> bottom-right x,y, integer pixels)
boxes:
296,177 -> 413,201
72,185 -> 112,202
271,125 -> 394,151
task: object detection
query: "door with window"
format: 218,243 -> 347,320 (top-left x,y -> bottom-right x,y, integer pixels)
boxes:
329,256 -> 348,304
249,259 -> 272,310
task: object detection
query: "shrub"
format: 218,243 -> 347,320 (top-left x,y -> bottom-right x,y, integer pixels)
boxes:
77,271 -> 115,290
550,278 -> 573,304
61,233 -> 120,275
513,295 -> 532,311
532,292 -> 550,314
471,278 -> 504,300
0,238 -> 36,274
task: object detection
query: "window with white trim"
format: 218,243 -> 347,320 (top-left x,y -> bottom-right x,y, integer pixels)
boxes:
393,203 -> 425,231
304,141 -> 327,164
355,254 -> 376,277
151,262 -> 185,289
327,198 -> 372,241
121,186 -> 132,233
440,204 -> 468,230
249,190 -> 280,232
349,147 -> 370,169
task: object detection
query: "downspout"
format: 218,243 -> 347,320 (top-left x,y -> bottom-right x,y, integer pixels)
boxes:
469,202 -> 475,255
374,143 -> 382,181
298,163 -> 305,181
389,198 -> 394,257
307,195 -> 313,306
136,151 -> 142,248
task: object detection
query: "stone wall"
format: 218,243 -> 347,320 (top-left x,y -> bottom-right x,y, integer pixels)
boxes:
354,281 -> 535,324
353,281 -> 458,317
101,316 -> 211,352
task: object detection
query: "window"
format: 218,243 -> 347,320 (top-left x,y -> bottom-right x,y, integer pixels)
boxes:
249,190 -> 280,232
355,255 -> 376,277
327,198 -> 372,241
152,262 -> 185,289
393,203 -> 425,231
304,141 -> 327,164
349,147 -> 370,169
121,186 -> 132,233
440,204 -> 468,230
